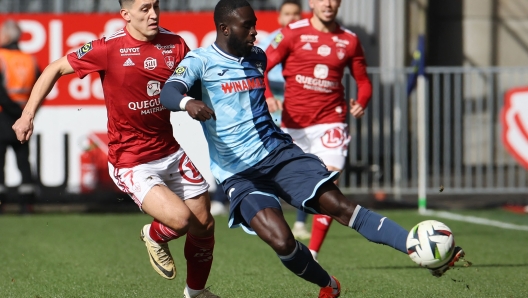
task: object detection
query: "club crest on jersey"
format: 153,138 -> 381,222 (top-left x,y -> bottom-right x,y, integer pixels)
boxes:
144,57 -> 157,70
317,45 -> 331,57
337,47 -> 346,60
76,42 -> 93,59
164,56 -> 175,69
271,32 -> 284,49
174,66 -> 186,76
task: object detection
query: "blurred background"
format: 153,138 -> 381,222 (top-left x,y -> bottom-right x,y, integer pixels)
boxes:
1,0 -> 527,213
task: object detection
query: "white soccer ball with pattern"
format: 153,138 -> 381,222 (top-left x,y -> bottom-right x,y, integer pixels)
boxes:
406,220 -> 455,268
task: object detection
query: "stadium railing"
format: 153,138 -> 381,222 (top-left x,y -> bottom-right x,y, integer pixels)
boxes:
342,66 -> 528,204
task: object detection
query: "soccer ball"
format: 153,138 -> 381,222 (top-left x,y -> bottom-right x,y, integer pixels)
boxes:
406,220 -> 455,268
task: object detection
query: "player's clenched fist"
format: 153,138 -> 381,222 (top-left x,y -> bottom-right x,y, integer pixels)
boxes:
185,100 -> 216,122
12,115 -> 34,144
349,99 -> 365,119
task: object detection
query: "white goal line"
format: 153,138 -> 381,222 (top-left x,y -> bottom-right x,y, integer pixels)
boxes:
419,210 -> 528,232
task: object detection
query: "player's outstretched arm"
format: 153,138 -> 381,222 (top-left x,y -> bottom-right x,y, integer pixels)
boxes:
12,56 -> 75,143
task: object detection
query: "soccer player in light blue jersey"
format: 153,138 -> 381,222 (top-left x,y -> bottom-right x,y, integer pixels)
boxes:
160,0 -> 463,296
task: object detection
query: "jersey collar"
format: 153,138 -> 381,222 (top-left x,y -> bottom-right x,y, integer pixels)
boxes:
212,43 -> 243,63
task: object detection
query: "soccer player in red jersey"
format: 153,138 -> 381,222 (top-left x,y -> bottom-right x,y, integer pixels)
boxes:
264,0 -> 372,262
12,1 -> 218,297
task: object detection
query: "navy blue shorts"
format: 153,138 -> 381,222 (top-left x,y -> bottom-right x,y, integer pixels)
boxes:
221,142 -> 339,234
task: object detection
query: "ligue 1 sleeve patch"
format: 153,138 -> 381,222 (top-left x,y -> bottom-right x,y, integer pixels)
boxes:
174,66 -> 187,76
270,33 -> 284,49
76,42 -> 93,59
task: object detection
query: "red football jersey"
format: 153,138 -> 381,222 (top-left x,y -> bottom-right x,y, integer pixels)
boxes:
265,18 -> 372,128
67,27 -> 188,168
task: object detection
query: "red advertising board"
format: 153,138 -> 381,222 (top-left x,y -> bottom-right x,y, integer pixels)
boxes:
0,12 -> 292,106
501,87 -> 528,170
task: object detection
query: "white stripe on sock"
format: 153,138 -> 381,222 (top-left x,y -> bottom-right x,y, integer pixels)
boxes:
348,205 -> 363,228
278,241 -> 299,260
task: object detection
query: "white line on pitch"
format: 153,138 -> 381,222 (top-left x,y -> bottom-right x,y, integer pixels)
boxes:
419,210 -> 528,231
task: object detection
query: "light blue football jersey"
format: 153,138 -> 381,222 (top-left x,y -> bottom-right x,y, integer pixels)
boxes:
167,43 -> 292,183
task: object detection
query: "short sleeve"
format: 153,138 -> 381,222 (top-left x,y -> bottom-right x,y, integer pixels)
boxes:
166,52 -> 204,92
66,38 -> 107,79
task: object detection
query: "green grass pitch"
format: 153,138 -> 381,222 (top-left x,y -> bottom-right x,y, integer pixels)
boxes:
1,209 -> 527,297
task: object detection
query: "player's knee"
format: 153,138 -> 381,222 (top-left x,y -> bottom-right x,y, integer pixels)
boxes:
270,234 -> 297,256
199,214 -> 216,235
326,197 -> 356,226
165,217 -> 191,235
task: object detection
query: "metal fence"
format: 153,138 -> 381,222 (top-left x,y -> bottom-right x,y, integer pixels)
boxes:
341,67 -> 528,197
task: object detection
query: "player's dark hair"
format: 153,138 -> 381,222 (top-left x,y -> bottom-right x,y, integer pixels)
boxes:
118,0 -> 135,8
279,0 -> 302,12
214,0 -> 251,26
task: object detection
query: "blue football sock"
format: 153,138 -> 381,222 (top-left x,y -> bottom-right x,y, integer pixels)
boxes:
296,210 -> 308,223
278,241 -> 330,288
349,205 -> 408,254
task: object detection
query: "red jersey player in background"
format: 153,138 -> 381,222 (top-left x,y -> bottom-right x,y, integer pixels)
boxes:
12,1 -> 219,297
264,0 -> 372,262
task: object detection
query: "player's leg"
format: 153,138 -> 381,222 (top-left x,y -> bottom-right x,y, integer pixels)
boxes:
12,141 -> 35,213
0,141 -> 7,213
272,143 -> 408,267
240,193 -> 339,296
183,194 -> 217,297
109,160 -> 191,280
310,181 -> 408,253
165,149 -> 218,298
141,184 -> 191,280
219,155 -> 340,296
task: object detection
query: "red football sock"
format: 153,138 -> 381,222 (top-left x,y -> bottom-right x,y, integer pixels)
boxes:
149,219 -> 181,243
308,214 -> 333,252
185,233 -> 215,290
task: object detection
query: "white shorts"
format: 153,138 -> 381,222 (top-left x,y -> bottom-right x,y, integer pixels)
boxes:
109,147 -> 210,209
283,123 -> 350,170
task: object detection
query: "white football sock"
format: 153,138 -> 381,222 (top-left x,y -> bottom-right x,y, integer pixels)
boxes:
184,285 -> 203,298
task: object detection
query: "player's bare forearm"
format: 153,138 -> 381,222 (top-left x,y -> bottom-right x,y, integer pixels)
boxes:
23,56 -> 74,119
13,56 -> 74,143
